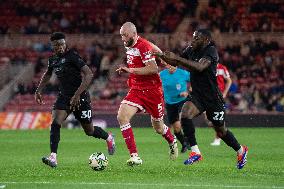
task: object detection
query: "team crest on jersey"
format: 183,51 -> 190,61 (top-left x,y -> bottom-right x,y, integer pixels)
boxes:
176,84 -> 181,90
60,58 -> 66,64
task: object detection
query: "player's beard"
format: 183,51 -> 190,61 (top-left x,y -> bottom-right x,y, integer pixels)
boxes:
124,38 -> 134,47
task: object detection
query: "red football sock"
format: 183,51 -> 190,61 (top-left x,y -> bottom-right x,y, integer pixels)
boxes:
120,123 -> 138,155
162,125 -> 174,144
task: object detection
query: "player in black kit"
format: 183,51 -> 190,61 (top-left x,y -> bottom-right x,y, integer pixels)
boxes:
35,32 -> 115,168
154,29 -> 248,169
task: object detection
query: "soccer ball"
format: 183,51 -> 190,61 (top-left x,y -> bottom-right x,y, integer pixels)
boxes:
88,152 -> 108,171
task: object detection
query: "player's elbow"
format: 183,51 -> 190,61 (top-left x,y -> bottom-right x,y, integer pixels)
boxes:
150,68 -> 158,74
148,64 -> 158,74
89,71 -> 94,79
195,67 -> 205,72
86,70 -> 94,79
195,65 -> 208,72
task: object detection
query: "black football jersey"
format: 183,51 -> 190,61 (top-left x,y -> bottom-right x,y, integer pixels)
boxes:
180,44 -> 223,102
47,49 -> 86,97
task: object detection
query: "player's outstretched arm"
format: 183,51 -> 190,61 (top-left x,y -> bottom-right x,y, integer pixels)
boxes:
35,70 -> 52,105
154,51 -> 211,72
116,61 -> 158,75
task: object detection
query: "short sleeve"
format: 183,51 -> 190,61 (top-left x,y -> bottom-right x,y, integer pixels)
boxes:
138,42 -> 155,64
223,65 -> 230,78
203,46 -> 219,63
71,50 -> 86,69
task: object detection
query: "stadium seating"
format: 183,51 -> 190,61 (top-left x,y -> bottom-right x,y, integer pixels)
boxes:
0,0 -> 190,34
0,0 -> 283,113
201,0 -> 284,32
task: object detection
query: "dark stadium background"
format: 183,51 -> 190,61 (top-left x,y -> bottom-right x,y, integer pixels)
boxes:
0,0 -> 283,128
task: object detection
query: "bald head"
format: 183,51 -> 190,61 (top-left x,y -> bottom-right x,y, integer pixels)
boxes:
120,22 -> 138,47
121,22 -> 137,34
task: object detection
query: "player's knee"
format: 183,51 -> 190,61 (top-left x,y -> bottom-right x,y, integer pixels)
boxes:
52,118 -> 64,126
214,125 -> 227,138
81,123 -> 94,136
154,126 -> 163,134
152,122 -> 164,134
173,124 -> 181,133
51,120 -> 61,128
206,119 -> 213,127
84,129 -> 93,136
117,114 -> 130,125
181,111 -> 194,119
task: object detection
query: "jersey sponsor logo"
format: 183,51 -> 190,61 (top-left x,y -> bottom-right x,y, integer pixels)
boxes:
60,58 -> 66,64
126,48 -> 140,56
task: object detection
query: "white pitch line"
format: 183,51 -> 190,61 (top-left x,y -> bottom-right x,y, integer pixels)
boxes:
0,182 -> 284,189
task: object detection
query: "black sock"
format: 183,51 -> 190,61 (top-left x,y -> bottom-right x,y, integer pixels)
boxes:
221,130 -> 241,151
50,122 -> 61,153
174,131 -> 185,146
181,118 -> 197,147
93,126 -> 108,140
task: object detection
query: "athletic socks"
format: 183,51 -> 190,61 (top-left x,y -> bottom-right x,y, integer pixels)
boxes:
181,118 -> 197,147
191,145 -> 201,154
174,131 -> 185,146
237,146 -> 243,155
162,125 -> 175,144
93,126 -> 109,140
106,133 -> 113,142
50,122 -> 61,153
220,130 -> 242,152
120,123 -> 138,155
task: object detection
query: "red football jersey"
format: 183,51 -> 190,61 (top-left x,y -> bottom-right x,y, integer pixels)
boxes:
125,36 -> 162,90
216,63 -> 230,93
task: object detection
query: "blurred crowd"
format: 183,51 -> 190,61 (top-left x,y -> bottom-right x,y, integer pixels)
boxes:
0,0 -> 283,113
220,39 -> 284,112
198,0 -> 284,33
0,0 -> 197,34
0,0 -> 283,35
10,36 -> 284,113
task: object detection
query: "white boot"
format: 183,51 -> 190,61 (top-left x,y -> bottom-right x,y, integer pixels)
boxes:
210,138 -> 221,146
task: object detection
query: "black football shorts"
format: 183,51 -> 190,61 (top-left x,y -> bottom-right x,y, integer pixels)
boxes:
190,94 -> 225,127
165,99 -> 188,125
53,92 -> 92,124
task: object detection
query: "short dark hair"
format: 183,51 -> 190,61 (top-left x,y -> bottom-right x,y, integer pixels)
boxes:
50,32 -> 65,41
197,29 -> 211,39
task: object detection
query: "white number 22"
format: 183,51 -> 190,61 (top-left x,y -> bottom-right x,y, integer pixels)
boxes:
213,111 -> 224,121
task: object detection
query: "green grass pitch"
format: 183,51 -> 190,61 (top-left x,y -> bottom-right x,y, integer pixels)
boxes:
0,127 -> 283,189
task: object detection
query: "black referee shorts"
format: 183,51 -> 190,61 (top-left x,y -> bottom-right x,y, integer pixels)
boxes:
53,92 -> 92,124
165,99 -> 187,125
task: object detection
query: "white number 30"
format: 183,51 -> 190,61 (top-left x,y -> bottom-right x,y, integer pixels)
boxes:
81,110 -> 92,119
213,111 -> 224,121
